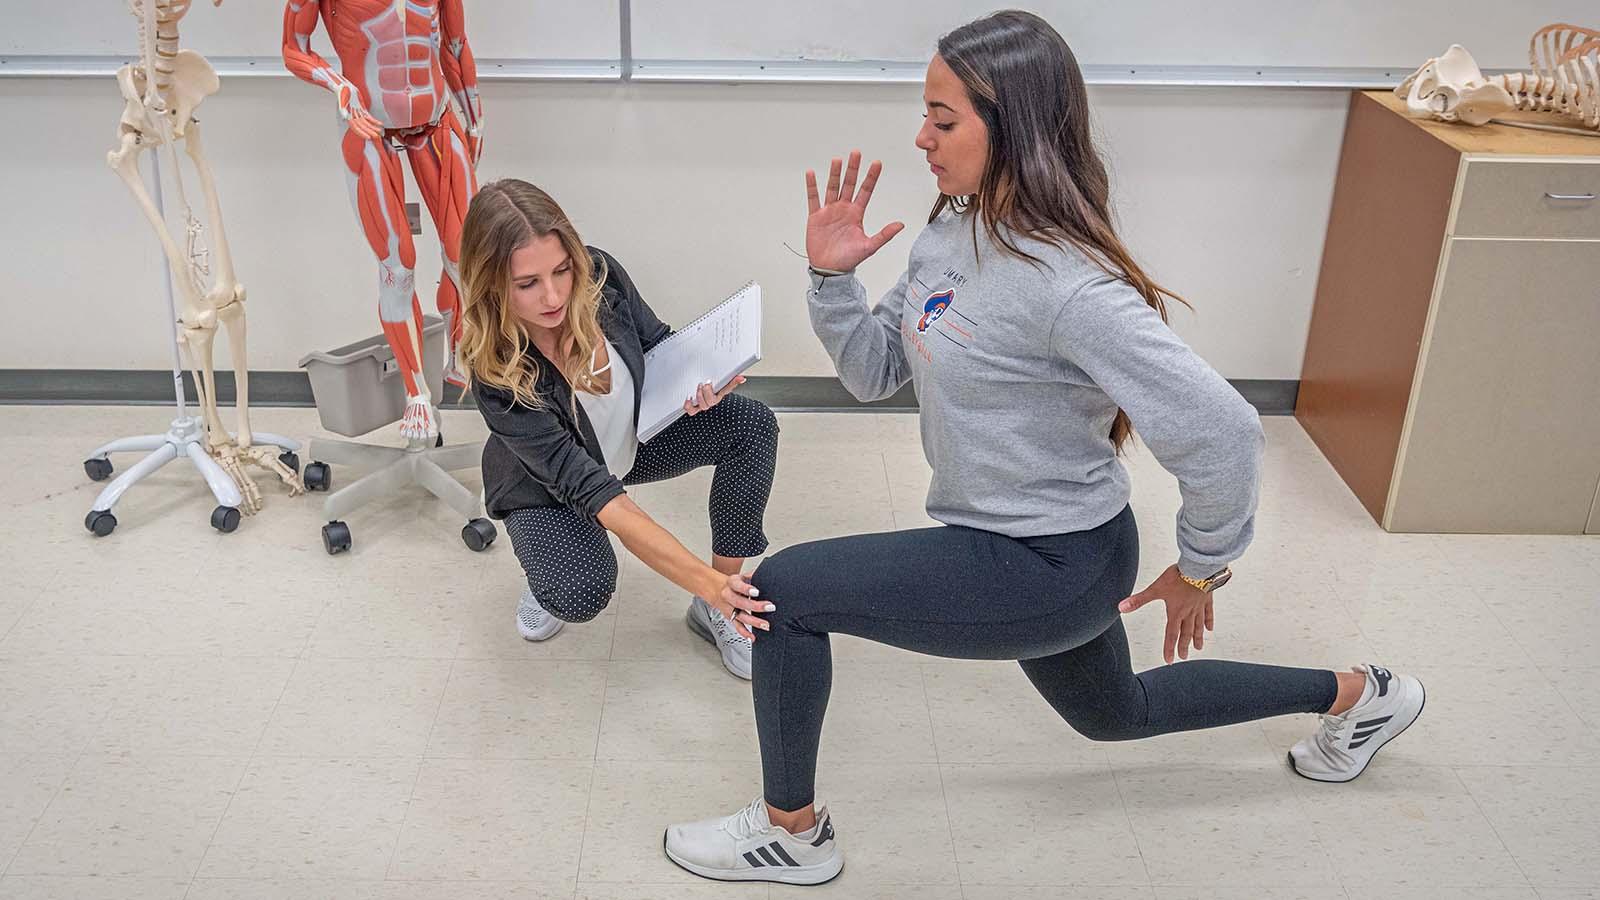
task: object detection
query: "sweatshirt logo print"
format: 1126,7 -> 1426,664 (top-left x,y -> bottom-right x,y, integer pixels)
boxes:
917,290 -> 954,333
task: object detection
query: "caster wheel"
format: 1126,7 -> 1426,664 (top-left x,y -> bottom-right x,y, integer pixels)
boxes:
303,461 -> 332,492
323,520 -> 352,555
278,451 -> 301,474
84,457 -> 113,482
211,506 -> 241,534
462,517 -> 496,552
84,509 -> 117,537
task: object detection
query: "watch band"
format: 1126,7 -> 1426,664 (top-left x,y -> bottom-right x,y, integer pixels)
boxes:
1180,566 -> 1232,593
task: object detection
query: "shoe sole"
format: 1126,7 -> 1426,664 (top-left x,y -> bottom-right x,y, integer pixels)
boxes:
1289,679 -> 1427,784
662,830 -> 844,885
518,625 -> 562,642
685,606 -> 752,681
516,611 -> 563,642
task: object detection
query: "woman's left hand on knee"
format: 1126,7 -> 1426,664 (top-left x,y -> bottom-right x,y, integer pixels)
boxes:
709,570 -> 775,640
683,376 -> 747,416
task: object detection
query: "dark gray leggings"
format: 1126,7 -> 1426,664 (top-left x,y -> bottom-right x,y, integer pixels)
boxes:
748,506 -> 1339,811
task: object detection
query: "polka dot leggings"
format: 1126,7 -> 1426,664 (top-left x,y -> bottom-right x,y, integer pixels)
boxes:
504,393 -> 779,623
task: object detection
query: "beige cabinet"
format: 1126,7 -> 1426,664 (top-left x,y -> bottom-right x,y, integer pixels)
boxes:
1298,91 -> 1600,534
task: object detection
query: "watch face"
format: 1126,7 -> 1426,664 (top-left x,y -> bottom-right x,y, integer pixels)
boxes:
1208,568 -> 1233,591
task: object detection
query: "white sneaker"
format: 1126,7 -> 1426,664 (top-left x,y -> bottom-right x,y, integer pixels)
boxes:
686,595 -> 752,680
664,797 -> 843,885
1289,663 -> 1426,783
515,587 -> 564,642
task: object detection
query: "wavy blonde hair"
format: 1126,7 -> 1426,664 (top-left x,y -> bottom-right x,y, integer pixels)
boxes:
458,179 -> 608,412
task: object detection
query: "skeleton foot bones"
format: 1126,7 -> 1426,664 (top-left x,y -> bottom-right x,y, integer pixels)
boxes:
215,442 -> 306,514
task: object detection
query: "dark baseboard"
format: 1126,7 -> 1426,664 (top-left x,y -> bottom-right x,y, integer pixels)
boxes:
1229,379 -> 1300,416
0,370 -> 1299,415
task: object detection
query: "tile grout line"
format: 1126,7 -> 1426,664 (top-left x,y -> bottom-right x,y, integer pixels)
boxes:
919,664 -> 966,891
0,744 -> 90,880
1467,583 -> 1600,751
572,664 -> 611,891
292,573 -> 339,661
878,449 -> 895,512
382,654 -> 458,882
3,640 -> 169,880
0,598 -> 35,648
1457,584 -> 1546,671
1106,764 -> 1156,891
0,560 -> 54,645
1274,727 -> 1358,899
1449,765 -> 1539,892
180,756 -> 254,899
183,650 -> 305,899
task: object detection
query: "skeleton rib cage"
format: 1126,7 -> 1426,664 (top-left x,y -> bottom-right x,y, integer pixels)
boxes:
1498,23 -> 1600,129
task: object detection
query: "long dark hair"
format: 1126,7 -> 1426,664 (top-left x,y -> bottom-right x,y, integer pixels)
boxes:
931,10 -> 1188,452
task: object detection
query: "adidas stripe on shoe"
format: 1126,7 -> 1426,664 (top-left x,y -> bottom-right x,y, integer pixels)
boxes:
1289,663 -> 1426,783
664,797 -> 843,885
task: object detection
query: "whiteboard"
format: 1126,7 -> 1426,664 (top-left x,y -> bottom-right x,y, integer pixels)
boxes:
2,1 -> 619,62
631,1 -> 1595,71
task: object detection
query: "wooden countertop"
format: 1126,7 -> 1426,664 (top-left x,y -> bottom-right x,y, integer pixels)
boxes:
1363,90 -> 1600,157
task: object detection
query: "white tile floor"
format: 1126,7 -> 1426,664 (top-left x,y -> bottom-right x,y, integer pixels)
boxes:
1,405 -> 1597,900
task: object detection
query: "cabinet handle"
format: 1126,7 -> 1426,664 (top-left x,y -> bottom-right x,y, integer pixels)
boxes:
1545,192 -> 1597,201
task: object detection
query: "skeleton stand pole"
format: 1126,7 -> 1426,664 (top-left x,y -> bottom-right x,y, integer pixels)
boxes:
155,151 -> 188,418
81,152 -> 299,537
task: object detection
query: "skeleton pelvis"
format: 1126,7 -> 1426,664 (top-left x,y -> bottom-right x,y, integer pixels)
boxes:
1397,44 -> 1515,126
116,49 -> 220,139
125,0 -> 196,20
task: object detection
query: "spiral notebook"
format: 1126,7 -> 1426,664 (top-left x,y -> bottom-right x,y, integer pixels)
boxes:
638,282 -> 763,443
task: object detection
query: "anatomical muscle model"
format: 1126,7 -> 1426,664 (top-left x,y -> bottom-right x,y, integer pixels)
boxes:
282,0 -> 484,441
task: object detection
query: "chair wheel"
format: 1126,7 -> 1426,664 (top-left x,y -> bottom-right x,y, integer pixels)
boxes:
323,520 -> 352,555
84,458 -> 113,482
84,509 -> 116,537
303,461 -> 332,492
462,517 -> 496,552
278,451 -> 301,474
211,506 -> 241,534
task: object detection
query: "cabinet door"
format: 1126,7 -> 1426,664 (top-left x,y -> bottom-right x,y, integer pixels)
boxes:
1388,238 -> 1600,533
1453,160 -> 1600,240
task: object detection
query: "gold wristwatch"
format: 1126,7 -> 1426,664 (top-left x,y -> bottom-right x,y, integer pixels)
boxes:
1179,566 -> 1232,593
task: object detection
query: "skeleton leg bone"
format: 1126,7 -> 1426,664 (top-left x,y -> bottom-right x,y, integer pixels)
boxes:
108,125 -> 209,335
181,117 -> 251,440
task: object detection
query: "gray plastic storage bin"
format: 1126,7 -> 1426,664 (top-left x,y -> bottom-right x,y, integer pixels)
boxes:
298,316 -> 447,437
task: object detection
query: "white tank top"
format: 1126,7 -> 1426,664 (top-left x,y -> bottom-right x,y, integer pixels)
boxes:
574,340 -> 640,478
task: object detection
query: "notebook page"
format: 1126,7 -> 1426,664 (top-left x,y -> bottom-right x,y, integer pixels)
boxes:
638,283 -> 762,443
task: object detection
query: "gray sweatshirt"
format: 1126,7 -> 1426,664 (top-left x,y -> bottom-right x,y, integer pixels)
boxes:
806,209 -> 1265,580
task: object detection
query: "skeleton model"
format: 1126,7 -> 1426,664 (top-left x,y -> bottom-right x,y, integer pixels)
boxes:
1398,23 -> 1600,134
86,0 -> 302,535
282,0 -> 484,442
1499,23 -> 1600,129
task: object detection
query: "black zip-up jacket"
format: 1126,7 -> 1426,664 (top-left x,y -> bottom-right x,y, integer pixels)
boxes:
474,246 -> 672,520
